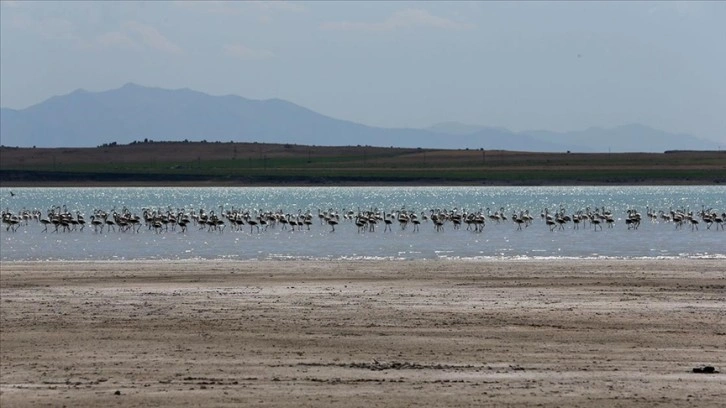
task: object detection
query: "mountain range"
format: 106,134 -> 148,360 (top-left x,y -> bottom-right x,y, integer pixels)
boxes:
0,83 -> 720,152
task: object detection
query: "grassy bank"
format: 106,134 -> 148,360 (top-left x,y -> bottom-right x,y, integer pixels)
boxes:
2,142 -> 725,185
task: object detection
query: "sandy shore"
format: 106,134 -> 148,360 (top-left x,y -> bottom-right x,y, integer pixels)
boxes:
1,259 -> 724,407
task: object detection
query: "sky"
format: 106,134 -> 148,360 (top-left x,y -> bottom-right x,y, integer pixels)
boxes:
1,1 -> 725,143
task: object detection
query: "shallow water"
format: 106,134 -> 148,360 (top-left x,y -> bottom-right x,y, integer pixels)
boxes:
1,186 -> 724,261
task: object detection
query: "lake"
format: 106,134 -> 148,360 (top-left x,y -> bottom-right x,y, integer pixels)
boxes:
1,186 -> 724,261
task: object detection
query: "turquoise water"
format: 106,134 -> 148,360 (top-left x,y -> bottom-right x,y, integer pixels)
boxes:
1,186 -> 724,261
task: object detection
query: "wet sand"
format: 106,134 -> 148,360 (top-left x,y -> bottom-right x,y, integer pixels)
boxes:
1,260 -> 724,407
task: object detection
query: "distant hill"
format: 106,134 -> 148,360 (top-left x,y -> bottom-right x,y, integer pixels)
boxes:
519,124 -> 720,153
426,123 -> 720,153
1,83 -> 720,152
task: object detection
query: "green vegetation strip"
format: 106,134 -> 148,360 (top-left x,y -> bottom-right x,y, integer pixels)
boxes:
3,167 -> 723,184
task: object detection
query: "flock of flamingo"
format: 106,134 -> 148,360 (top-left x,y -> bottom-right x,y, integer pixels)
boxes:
2,204 -> 724,234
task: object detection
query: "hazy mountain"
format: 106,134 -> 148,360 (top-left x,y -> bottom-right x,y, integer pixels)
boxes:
430,126 -> 569,152
1,84 -> 719,152
422,122 -> 564,150
521,124 -> 720,152
429,122 -> 719,153
427,122 -> 510,136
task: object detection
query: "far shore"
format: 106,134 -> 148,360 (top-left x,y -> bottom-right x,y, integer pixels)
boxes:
3,144 -> 725,187
1,179 -> 721,188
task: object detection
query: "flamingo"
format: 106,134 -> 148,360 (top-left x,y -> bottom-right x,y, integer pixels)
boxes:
590,217 -> 602,231
40,216 -> 52,232
327,216 -> 339,232
513,213 -> 526,230
383,211 -> 393,232
411,215 -> 421,232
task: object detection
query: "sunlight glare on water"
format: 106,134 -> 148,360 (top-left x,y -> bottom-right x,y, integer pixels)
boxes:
1,186 -> 724,261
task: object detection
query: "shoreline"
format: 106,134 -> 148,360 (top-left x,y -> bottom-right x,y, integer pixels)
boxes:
3,255 -> 726,263
2,259 -> 724,407
2,179 -> 722,187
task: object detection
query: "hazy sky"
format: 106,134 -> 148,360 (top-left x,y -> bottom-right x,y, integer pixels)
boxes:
1,1 -> 724,142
